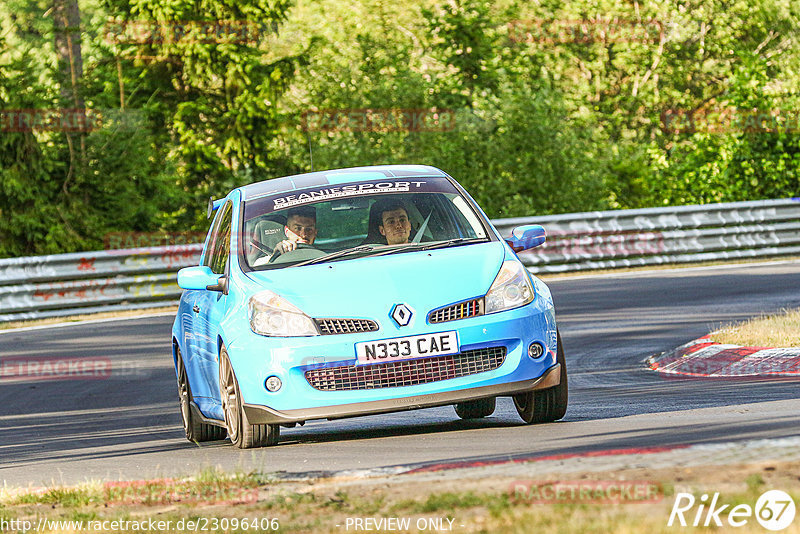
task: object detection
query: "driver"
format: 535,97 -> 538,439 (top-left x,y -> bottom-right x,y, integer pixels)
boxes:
378,202 -> 412,245
275,205 -> 318,253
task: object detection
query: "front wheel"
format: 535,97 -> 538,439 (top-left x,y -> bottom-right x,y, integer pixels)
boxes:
513,331 -> 568,424
219,347 -> 280,449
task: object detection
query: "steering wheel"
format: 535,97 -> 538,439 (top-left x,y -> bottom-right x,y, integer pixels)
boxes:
268,242 -> 323,264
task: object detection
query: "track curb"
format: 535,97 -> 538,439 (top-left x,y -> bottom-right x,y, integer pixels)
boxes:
647,335 -> 800,377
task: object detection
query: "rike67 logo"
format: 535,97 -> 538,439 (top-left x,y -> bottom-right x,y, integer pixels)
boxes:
668,490 -> 796,531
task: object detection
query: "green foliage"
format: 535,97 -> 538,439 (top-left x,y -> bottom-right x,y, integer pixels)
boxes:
1,0 -> 799,257
424,0 -> 499,105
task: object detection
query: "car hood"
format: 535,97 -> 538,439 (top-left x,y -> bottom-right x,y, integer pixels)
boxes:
242,242 -> 506,323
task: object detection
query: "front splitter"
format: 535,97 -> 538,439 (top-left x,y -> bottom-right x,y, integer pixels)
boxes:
243,364 -> 560,425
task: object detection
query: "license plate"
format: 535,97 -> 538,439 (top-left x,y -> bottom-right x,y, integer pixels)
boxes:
356,331 -> 459,365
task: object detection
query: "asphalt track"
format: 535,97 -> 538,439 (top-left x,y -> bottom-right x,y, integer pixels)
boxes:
2,261 -> 800,487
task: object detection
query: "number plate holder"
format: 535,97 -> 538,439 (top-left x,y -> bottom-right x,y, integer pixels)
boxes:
355,331 -> 459,365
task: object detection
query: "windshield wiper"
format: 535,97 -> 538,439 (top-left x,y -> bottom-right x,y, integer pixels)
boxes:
372,237 -> 487,257
295,238 -> 488,266
420,237 -> 487,250
368,243 -> 427,257
292,244 -> 381,267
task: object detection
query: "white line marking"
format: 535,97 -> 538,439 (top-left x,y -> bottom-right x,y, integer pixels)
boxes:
540,258 -> 800,281
0,312 -> 176,336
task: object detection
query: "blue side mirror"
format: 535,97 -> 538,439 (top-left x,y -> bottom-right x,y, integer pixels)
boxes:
506,224 -> 546,252
177,266 -> 226,292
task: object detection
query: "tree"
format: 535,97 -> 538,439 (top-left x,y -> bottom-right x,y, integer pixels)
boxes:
113,0 -> 303,229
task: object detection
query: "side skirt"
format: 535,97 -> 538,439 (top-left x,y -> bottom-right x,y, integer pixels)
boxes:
190,401 -> 226,428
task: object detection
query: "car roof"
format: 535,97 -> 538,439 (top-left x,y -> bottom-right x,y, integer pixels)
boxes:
238,165 -> 448,200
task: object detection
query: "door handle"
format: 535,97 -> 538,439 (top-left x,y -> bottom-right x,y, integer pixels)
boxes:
192,305 -> 200,313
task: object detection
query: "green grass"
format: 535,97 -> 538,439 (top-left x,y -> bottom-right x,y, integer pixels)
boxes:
0,503 -> 12,523
259,491 -> 318,510
390,490 -> 505,516
745,473 -> 765,493
407,491 -> 487,513
12,486 -> 98,507
5,469 -> 273,509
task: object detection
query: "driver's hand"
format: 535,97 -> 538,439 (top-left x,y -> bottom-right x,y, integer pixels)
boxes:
277,239 -> 298,253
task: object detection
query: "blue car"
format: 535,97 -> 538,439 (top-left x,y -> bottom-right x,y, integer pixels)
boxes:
172,165 -> 567,448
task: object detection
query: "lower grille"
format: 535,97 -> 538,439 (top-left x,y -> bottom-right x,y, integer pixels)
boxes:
304,346 -> 506,391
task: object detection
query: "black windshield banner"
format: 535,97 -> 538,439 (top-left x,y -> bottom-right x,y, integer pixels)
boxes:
258,179 -> 454,213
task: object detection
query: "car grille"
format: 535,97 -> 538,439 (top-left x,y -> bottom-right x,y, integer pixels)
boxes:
428,298 -> 484,324
304,346 -> 506,391
315,318 -> 379,335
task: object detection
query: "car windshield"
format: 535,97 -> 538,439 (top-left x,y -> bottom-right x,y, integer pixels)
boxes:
240,176 -> 491,271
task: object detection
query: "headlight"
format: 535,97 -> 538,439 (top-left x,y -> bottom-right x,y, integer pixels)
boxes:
484,260 -> 535,314
248,290 -> 319,337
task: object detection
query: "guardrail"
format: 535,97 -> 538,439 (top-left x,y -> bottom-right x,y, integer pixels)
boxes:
493,197 -> 800,273
1,198 -> 799,323
0,245 -> 202,323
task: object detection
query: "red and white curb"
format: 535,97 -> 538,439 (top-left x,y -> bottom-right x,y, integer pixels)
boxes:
647,336 -> 800,377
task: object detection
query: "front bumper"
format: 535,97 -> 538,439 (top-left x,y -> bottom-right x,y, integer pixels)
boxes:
243,363 -> 560,424
222,291 -> 558,421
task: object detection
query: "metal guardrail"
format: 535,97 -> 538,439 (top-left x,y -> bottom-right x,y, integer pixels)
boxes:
1,198 -> 799,323
0,245 -> 202,323
493,197 -> 800,273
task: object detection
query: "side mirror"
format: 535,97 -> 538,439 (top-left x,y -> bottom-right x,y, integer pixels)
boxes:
177,266 -> 227,293
505,224 -> 546,253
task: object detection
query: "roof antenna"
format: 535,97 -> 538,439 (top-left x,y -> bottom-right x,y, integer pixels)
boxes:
306,131 -> 314,172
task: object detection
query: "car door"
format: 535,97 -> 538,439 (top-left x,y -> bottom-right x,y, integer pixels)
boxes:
181,208 -> 222,398
189,201 -> 232,414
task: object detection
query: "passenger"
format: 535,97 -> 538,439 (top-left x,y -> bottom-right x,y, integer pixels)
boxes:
377,201 -> 412,245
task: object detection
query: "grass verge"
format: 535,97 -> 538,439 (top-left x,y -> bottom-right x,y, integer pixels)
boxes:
711,308 -> 800,347
2,461 -> 799,533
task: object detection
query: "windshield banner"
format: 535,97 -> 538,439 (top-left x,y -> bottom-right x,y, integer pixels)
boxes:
262,179 -> 453,212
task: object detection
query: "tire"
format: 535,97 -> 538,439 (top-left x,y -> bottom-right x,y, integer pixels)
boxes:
513,331 -> 568,424
176,347 -> 226,442
219,346 -> 280,449
454,397 -> 496,419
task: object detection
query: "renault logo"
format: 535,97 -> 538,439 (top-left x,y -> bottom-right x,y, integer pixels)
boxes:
391,304 -> 414,327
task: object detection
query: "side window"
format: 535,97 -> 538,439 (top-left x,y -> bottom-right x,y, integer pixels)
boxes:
205,202 -> 233,275
202,208 -> 224,268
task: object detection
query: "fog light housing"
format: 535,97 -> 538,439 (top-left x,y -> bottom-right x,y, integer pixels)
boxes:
265,376 -> 282,392
528,342 -> 545,359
